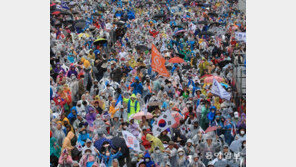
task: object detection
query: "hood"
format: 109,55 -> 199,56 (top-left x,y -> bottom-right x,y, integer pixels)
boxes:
144,151 -> 151,159
50,137 -> 57,147
67,131 -> 75,140
135,76 -> 139,81
130,93 -> 137,99
62,117 -> 71,126
71,106 -> 77,112
210,106 -> 216,111
145,134 -> 155,142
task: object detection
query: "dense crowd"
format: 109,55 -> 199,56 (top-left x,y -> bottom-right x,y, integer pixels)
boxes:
50,0 -> 246,166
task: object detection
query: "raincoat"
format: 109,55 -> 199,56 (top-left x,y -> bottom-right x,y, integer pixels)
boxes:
61,131 -> 75,156
145,134 -> 165,153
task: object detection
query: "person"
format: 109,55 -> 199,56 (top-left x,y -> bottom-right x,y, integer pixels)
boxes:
50,137 -> 61,167
146,134 -> 165,153
158,130 -> 171,144
51,121 -> 66,147
176,148 -> 189,167
109,100 -> 119,118
128,117 -> 140,137
79,148 -> 99,167
151,146 -> 166,167
123,94 -> 140,118
95,147 -> 122,167
61,131 -> 75,156
184,139 -> 195,156
189,153 -> 206,167
143,151 -> 156,167
130,76 -> 143,95
163,141 -> 177,166
58,149 -> 73,167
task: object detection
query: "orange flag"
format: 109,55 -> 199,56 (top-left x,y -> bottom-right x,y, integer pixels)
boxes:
151,44 -> 170,77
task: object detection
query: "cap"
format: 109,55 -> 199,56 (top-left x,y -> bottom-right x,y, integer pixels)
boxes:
169,141 -> 175,145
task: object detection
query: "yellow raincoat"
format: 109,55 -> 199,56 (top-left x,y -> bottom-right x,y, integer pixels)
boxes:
146,134 -> 164,153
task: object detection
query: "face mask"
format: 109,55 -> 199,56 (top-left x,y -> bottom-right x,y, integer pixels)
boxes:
82,131 -> 86,134
145,158 -> 150,162
240,131 -> 245,135
123,126 -> 127,129
106,152 -> 110,156
243,143 -> 246,147
155,150 -> 160,153
178,152 -> 184,156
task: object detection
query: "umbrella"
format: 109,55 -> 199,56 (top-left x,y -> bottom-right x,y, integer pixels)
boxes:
199,31 -> 215,36
72,11 -> 79,14
171,111 -> 183,128
74,20 -> 86,29
133,111 -> 153,120
175,29 -> 187,35
52,11 -> 61,15
113,21 -> 125,25
198,20 -> 209,24
92,13 -> 101,16
208,12 -> 219,17
93,38 -> 107,45
94,138 -> 115,152
229,138 -> 245,153
172,25 -> 184,29
153,14 -> 165,18
148,100 -> 161,106
176,53 -> 185,59
218,60 -> 232,69
60,11 -> 72,15
169,57 -> 184,64
205,126 -> 218,133
78,33 -> 90,38
111,137 -> 129,158
200,74 -> 213,80
204,76 -> 225,84
135,45 -> 149,51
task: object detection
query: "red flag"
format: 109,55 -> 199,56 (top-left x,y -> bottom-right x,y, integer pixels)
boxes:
151,44 -> 170,77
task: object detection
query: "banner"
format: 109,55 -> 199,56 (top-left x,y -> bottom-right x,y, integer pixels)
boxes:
211,78 -> 231,101
235,32 -> 246,42
152,110 -> 176,136
151,44 -> 170,77
122,130 -> 142,152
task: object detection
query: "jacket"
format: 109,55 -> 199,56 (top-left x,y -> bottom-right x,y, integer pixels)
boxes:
146,134 -> 164,153
61,131 -> 75,156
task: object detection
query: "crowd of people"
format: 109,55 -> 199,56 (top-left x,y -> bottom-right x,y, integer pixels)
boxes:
50,0 -> 246,166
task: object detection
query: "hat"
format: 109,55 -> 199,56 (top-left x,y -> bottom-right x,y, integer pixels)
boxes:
177,148 -> 184,152
86,138 -> 92,143
168,141 -> 175,145
193,153 -> 199,158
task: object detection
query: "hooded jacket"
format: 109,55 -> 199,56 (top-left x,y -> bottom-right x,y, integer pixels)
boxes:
144,151 -> 156,167
61,131 -> 75,156
50,137 -> 61,158
58,149 -> 73,167
146,134 -> 164,153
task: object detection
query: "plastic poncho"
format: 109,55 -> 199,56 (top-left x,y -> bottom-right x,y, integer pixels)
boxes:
145,134 -> 164,153
50,137 -> 61,158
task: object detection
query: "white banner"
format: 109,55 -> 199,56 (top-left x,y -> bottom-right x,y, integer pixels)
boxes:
235,32 -> 246,42
211,78 -> 231,101
152,110 -> 176,136
122,130 -> 142,152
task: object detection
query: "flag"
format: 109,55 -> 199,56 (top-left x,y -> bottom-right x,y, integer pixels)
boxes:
115,94 -> 123,106
122,130 -> 142,152
211,78 -> 231,100
151,44 -> 170,77
152,110 -> 176,136
61,1 -> 70,10
231,123 -> 236,137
